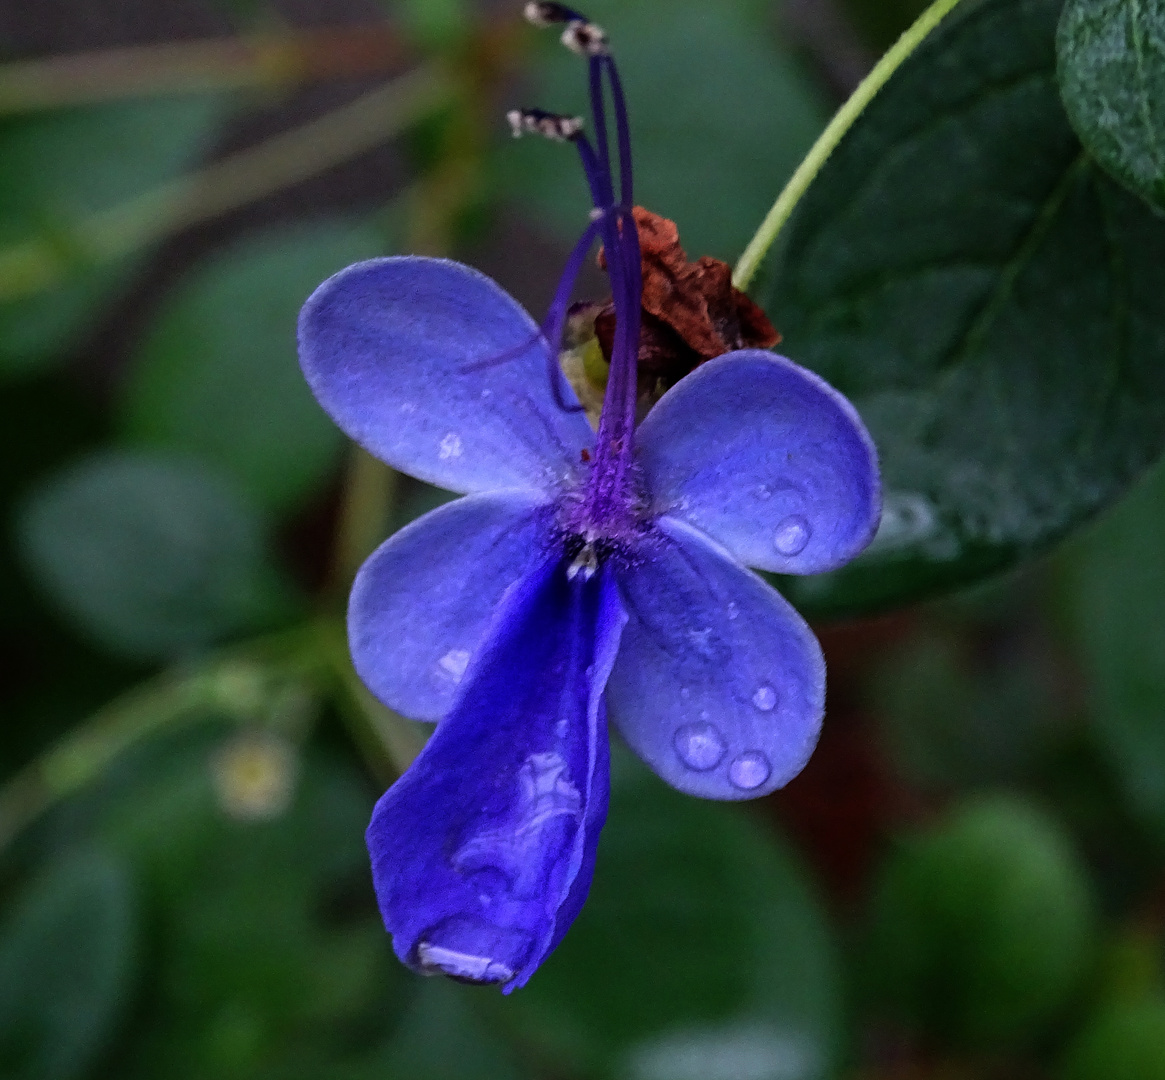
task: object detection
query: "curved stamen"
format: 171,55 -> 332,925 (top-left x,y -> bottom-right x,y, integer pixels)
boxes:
588,57 -> 611,203
572,132 -> 613,213
539,216 -> 605,412
602,57 -> 633,208
461,215 -> 605,413
519,2 -> 645,500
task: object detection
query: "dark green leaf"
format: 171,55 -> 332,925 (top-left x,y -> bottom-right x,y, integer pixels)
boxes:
99,746 -> 403,1080
1057,0 -> 1165,210
119,220 -> 385,513
870,625 -> 1058,789
379,981 -> 524,1080
17,450 -> 295,660
510,755 -> 841,1080
761,0 -> 1165,618
865,795 -> 1096,1047
0,847 -> 136,1080
0,96 -> 223,378
502,0 -> 828,261
1060,457 -> 1165,840
1063,997 -> 1165,1080
395,0 -> 474,53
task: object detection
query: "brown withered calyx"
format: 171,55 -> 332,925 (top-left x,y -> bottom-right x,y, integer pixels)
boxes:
594,207 -> 780,394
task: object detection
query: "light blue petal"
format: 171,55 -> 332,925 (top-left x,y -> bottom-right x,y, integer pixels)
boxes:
299,257 -> 594,495
348,492 -> 556,721
608,517 -> 825,800
635,350 -> 880,574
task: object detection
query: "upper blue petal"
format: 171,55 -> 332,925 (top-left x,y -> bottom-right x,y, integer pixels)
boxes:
298,257 -> 595,495
634,349 -> 881,574
607,517 -> 825,800
366,557 -> 627,991
348,491 -> 555,722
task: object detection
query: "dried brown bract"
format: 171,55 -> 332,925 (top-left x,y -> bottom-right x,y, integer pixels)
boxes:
593,207 -> 780,397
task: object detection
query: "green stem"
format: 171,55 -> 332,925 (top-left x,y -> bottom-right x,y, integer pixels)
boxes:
0,64 -> 451,301
328,446 -> 399,597
0,625 -> 325,854
0,25 -> 410,114
732,0 -> 968,291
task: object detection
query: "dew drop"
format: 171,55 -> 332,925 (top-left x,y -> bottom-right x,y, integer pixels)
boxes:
755,484 -> 773,501
437,648 -> 470,683
728,751 -> 772,790
438,431 -> 463,459
673,722 -> 727,771
752,684 -> 777,711
773,514 -> 811,556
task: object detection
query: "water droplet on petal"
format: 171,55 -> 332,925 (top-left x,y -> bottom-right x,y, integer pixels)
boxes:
773,515 -> 811,556
729,751 -> 772,791
752,684 -> 778,711
437,648 -> 470,683
726,601 -> 739,621
438,432 -> 463,459
416,915 -> 532,984
673,722 -> 727,771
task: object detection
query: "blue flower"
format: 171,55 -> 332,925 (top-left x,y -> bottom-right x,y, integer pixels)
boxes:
298,2 -> 880,992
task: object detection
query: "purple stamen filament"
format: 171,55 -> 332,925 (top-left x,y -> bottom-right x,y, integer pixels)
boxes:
530,10 -> 642,531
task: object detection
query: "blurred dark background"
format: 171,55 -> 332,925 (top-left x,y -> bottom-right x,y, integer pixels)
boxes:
2,1 -> 1164,1079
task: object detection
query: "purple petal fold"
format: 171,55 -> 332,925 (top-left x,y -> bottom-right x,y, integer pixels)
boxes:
607,517 -> 825,800
348,492 -> 554,722
366,557 -> 627,992
299,257 -> 595,495
634,350 -> 881,574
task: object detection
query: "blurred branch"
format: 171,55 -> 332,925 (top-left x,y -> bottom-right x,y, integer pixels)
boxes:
0,624 -> 328,855
328,448 -> 399,598
318,620 -> 428,785
0,24 -> 412,114
0,64 -> 452,301
734,0 -> 967,290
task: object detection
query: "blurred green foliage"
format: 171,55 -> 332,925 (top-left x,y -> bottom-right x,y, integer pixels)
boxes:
866,796 -> 1096,1048
2,1 -> 1165,1079
119,221 -> 385,515
0,97 -> 224,377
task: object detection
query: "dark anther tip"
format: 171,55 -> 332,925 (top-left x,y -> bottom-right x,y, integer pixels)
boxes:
506,108 -> 584,142
523,2 -> 582,27
560,20 -> 608,56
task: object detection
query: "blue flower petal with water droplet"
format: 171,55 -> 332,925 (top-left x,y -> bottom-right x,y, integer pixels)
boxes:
349,492 -> 556,721
299,257 -> 595,496
634,350 -> 881,574
366,557 -> 627,991
608,517 -> 825,800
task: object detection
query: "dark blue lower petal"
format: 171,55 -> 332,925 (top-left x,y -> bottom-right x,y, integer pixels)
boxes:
366,556 -> 627,992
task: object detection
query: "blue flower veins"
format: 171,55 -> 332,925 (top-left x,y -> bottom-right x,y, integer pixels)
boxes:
297,2 -> 881,992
